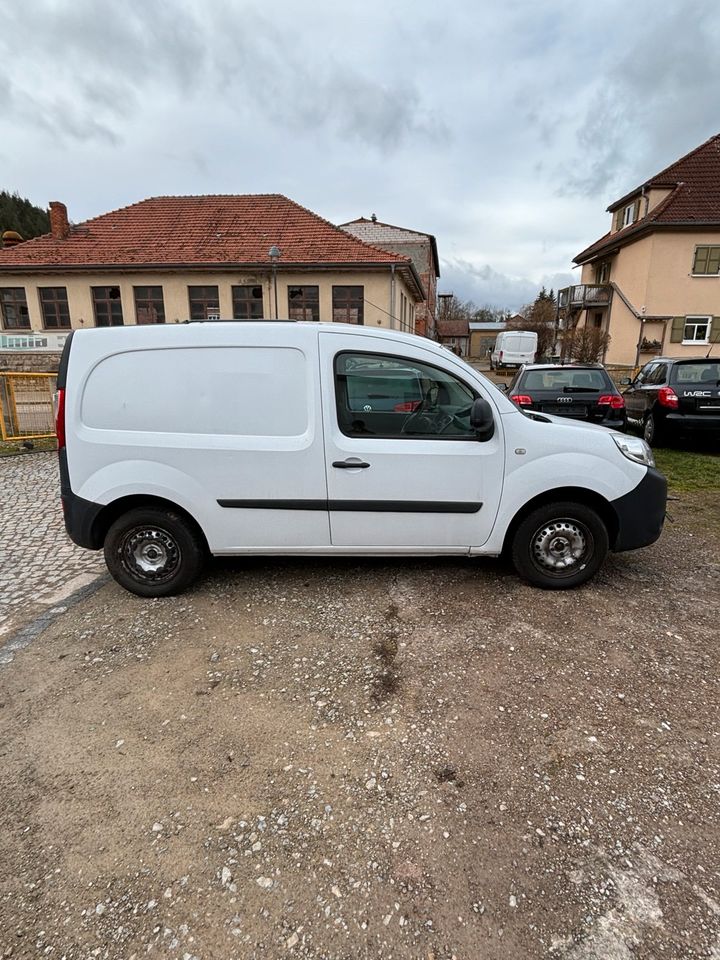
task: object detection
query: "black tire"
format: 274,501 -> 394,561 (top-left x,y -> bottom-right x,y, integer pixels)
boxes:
511,501 -> 609,589
643,412 -> 664,447
104,507 -> 205,597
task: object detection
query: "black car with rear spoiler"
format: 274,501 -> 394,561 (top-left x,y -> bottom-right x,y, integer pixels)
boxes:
622,357 -> 720,445
504,363 -> 627,431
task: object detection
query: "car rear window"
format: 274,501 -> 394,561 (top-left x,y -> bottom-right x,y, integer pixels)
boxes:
671,361 -> 720,385
521,369 -> 610,391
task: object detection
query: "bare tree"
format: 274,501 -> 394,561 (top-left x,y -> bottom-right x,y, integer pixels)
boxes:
508,289 -> 557,359
561,324 -> 611,363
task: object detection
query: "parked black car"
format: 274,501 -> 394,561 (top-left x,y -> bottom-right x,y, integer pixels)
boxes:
505,364 -> 627,431
622,357 -> 720,445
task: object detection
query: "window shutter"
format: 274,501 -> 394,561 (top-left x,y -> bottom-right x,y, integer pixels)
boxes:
711,319 -> 720,343
633,198 -> 641,221
613,209 -> 622,232
670,317 -> 685,343
708,247 -> 720,275
693,246 -> 710,273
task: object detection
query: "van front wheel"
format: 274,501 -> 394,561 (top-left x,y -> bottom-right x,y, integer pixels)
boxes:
104,507 -> 205,597
511,501 -> 609,589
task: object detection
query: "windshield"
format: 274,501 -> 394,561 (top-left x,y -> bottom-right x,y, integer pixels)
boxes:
671,361 -> 720,385
521,368 -> 609,391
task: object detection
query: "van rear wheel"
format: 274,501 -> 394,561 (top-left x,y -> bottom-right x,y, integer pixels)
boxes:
104,507 -> 205,597
511,501 -> 609,589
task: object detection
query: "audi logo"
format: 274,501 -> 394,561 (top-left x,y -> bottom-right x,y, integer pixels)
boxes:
556,397 -> 573,403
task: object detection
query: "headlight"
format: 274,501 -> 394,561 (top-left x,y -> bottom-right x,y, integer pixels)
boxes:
613,434 -> 655,468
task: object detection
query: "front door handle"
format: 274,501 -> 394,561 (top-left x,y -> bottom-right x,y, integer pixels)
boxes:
332,459 -> 370,469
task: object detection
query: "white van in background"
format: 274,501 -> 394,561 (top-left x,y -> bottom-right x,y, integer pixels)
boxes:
491,330 -> 538,369
56,322 -> 666,597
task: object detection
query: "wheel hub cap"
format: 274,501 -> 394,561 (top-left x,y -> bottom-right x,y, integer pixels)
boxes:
122,528 -> 180,582
532,520 -> 587,572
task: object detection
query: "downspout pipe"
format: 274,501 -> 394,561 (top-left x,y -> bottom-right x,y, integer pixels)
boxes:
390,264 -> 396,330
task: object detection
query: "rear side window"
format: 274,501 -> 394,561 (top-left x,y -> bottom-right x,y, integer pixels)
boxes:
671,362 -> 720,385
81,347 -> 309,437
521,369 -> 609,391
335,352 -> 477,439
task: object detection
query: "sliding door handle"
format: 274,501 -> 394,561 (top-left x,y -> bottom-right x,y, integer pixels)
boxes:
332,459 -> 370,469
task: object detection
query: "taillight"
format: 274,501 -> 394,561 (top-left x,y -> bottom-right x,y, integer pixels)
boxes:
55,388 -> 66,449
598,394 -> 625,409
657,387 -> 679,409
511,394 -> 533,406
394,400 -> 421,413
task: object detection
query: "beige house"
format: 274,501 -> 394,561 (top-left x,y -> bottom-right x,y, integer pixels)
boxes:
560,133 -> 720,367
0,196 -> 426,350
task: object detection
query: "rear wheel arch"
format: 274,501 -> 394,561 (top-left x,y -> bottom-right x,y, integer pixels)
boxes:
90,495 -> 210,554
501,486 -> 619,556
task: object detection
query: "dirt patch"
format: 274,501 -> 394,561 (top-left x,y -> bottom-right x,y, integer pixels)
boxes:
1,494 -> 719,959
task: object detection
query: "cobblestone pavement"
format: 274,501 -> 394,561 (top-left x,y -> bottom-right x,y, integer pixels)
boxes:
0,452 -> 104,641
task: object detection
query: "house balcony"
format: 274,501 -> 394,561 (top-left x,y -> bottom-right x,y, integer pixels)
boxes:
557,284 -> 613,311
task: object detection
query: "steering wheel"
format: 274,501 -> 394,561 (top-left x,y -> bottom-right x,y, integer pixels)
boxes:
401,404 -> 472,436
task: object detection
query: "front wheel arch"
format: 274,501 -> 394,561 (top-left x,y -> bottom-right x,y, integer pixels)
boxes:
501,487 -> 618,556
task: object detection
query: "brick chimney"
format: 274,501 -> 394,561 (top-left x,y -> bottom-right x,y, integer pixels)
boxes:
49,201 -> 70,240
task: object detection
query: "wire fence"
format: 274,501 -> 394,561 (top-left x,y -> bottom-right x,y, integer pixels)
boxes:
0,373 -> 57,441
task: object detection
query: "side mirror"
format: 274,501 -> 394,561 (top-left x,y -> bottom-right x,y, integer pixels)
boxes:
498,382 -> 508,392
470,397 -> 495,442
619,377 -> 632,386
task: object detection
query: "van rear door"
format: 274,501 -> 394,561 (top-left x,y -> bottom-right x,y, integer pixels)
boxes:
318,332 -> 504,549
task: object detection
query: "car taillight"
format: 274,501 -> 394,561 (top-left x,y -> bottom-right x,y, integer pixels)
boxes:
511,394 -> 533,406
657,387 -> 679,409
55,388 -> 66,449
394,400 -> 421,413
598,394 -> 625,409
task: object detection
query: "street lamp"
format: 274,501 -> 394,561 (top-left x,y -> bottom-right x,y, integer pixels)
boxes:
269,245 -> 281,319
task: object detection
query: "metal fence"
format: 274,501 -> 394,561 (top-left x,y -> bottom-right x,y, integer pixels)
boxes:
0,373 -> 57,441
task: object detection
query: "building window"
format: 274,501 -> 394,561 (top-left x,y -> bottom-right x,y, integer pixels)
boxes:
332,286 -> 363,324
622,203 -> 636,227
692,246 -> 720,275
0,288 -> 30,329
683,316 -> 712,344
92,286 -> 124,327
595,261 -> 611,284
38,287 -> 71,329
232,285 -> 264,320
189,285 -> 220,320
288,285 -> 319,321
134,286 -> 165,324
593,312 -> 603,329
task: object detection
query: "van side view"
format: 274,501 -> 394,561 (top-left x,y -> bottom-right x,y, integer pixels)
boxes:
56,322 -> 666,596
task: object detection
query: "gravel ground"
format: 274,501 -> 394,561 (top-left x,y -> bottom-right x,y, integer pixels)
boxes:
0,494 -> 719,960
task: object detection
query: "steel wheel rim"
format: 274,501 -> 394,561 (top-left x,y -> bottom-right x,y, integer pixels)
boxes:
644,417 -> 654,443
530,518 -> 591,578
120,526 -> 181,584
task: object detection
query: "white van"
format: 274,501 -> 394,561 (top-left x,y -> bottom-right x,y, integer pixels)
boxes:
56,322 -> 666,596
491,330 -> 538,369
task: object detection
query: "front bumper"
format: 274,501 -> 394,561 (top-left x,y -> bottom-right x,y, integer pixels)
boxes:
611,467 -> 667,552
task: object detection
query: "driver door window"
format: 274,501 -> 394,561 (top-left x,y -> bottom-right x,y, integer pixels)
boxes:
334,352 -> 476,439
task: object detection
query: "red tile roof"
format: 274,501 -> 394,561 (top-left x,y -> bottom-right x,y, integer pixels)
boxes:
436,318 -> 470,338
0,194 -> 415,273
575,133 -> 720,263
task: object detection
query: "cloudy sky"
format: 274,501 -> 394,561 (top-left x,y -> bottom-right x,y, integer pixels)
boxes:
1,0 -> 718,309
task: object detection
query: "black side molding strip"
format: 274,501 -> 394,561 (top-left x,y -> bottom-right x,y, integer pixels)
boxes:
217,499 -> 482,514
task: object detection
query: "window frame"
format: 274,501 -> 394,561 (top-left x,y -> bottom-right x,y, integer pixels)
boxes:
91,285 -> 124,327
188,285 -> 220,321
38,286 -> 71,330
231,284 -> 264,320
133,285 -> 166,324
0,287 -> 31,330
333,349 -> 480,442
682,315 -> 712,345
691,245 -> 720,276
331,285 -> 364,325
288,285 -> 320,322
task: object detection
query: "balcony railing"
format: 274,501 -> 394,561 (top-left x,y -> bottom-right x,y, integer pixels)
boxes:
557,284 -> 613,310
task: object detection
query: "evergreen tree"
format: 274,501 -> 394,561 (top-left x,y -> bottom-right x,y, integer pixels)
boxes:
0,191 -> 50,243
